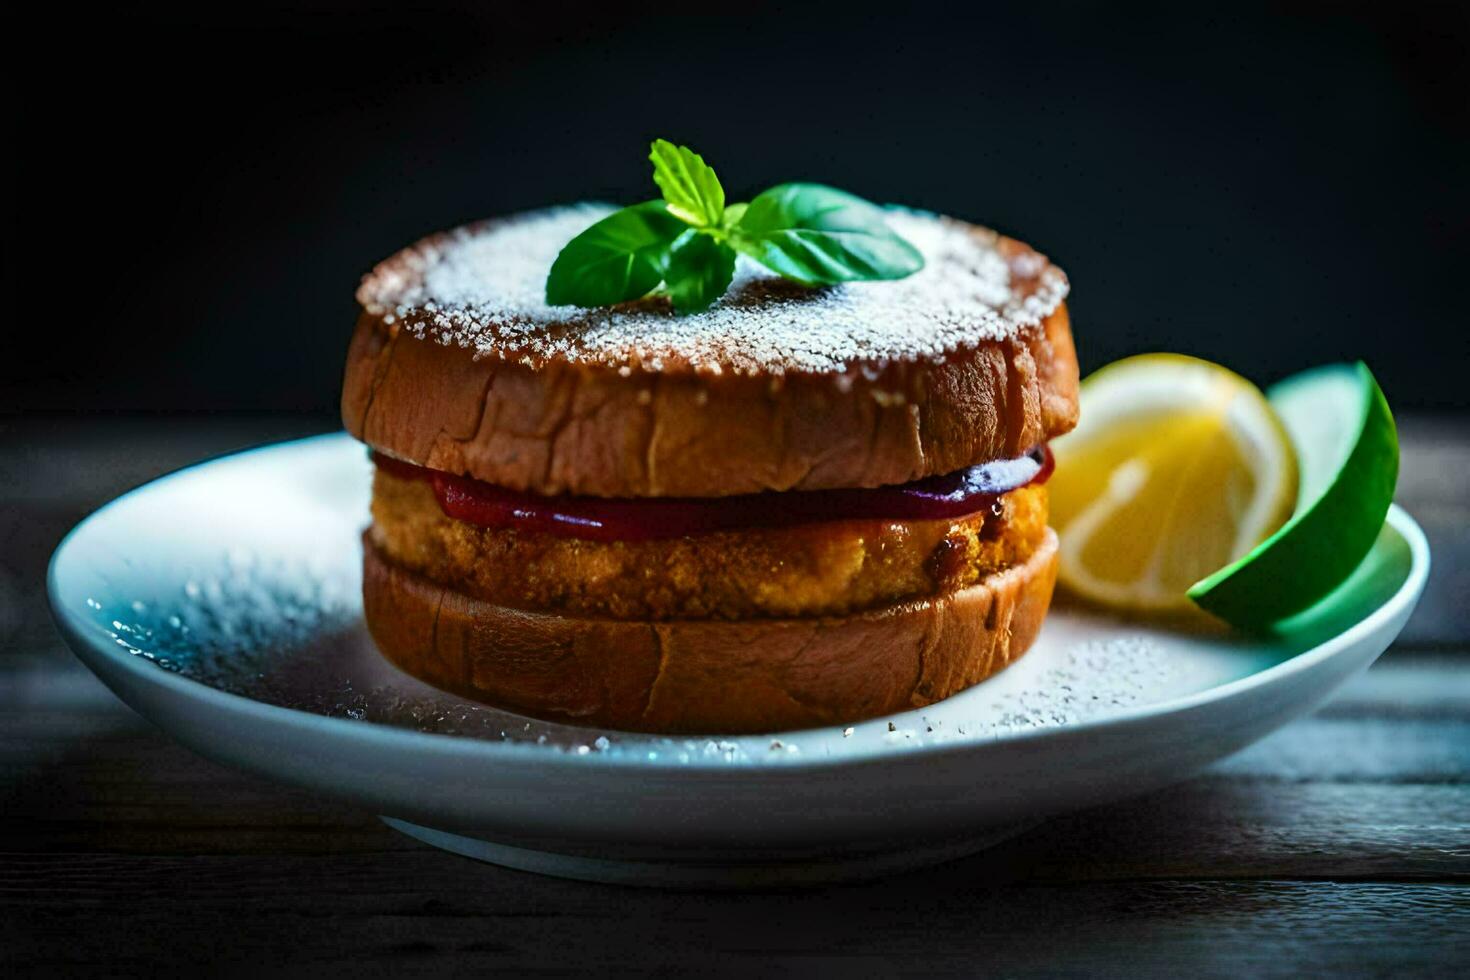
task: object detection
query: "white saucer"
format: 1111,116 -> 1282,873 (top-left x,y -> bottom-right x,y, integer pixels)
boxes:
48,434 -> 1429,886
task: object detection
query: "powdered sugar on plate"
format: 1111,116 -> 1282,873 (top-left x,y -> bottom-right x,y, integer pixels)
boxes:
357,205 -> 1069,376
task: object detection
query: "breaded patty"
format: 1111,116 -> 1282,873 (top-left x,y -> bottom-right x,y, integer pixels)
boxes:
369,468 -> 1048,620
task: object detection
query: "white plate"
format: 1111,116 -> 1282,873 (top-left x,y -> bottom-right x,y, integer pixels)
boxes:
49,434 -> 1429,886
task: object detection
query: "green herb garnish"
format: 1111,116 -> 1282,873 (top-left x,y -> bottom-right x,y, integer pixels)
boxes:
545,139 -> 924,313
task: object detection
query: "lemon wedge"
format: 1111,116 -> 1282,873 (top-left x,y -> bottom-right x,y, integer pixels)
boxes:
1049,354 -> 1298,613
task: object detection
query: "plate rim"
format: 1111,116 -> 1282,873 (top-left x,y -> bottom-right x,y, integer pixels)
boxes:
47,432 -> 1432,773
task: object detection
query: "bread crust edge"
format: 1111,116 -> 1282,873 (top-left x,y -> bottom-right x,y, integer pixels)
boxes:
362,529 -> 1059,734
342,306 -> 1079,498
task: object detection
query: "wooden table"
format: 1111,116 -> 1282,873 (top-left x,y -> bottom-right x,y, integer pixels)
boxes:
3,416 -> 1467,975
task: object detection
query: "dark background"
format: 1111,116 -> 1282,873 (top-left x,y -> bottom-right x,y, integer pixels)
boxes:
7,2 -> 1468,416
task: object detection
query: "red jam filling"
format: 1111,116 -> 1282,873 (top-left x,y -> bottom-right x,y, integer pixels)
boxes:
374,446 -> 1052,542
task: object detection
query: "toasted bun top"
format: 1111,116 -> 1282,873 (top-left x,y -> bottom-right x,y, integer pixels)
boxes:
344,206 -> 1079,498
356,206 -> 1069,377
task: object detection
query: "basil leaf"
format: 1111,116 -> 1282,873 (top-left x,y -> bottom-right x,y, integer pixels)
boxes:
721,201 -> 748,230
545,201 -> 685,307
663,232 -> 736,314
732,183 -> 924,286
649,139 -> 725,228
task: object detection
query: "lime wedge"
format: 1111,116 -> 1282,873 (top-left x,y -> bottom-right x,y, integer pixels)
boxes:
1188,362 -> 1399,628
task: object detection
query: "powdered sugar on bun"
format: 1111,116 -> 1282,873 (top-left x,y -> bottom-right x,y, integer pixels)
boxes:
357,205 -> 1069,376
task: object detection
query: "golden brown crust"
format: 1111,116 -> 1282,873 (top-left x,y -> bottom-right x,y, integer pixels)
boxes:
341,204 -> 1078,498
343,304 -> 1077,498
368,467 -> 1048,620
363,529 -> 1058,734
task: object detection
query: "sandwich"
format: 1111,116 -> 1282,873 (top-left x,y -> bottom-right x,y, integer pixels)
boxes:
342,157 -> 1077,734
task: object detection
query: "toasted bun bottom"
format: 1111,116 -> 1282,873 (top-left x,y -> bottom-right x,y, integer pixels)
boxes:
362,529 -> 1058,734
